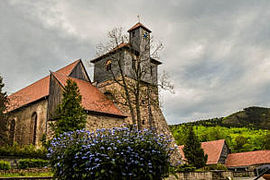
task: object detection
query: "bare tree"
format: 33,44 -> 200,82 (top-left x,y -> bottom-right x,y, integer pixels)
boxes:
93,27 -> 173,130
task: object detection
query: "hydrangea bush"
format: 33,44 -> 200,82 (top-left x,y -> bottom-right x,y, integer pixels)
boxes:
48,126 -> 173,180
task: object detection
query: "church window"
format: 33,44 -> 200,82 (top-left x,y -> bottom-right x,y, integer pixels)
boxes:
106,60 -> 112,71
142,119 -> 145,125
9,119 -> 16,145
104,91 -> 114,101
30,112 -> 38,145
134,50 -> 140,56
132,59 -> 136,70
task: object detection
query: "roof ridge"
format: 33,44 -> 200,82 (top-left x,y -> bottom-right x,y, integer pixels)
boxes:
201,139 -> 225,143
8,76 -> 49,97
128,22 -> 152,32
229,150 -> 270,155
9,59 -> 80,96
7,59 -> 81,112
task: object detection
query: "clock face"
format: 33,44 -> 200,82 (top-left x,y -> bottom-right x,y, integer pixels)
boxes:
142,31 -> 149,39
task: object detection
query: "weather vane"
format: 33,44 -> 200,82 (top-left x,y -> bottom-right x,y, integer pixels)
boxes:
137,14 -> 141,22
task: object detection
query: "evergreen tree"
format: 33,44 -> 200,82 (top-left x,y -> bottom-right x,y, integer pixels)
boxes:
183,126 -> 208,168
0,76 -> 9,145
52,79 -> 86,136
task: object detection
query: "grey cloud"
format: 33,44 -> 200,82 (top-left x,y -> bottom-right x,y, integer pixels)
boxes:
1,0 -> 270,124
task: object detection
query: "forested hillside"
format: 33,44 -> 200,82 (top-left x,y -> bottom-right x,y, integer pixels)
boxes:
170,106 -> 270,153
175,106 -> 270,129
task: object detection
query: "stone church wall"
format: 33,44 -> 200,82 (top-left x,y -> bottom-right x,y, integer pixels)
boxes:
86,113 -> 126,132
8,99 -> 48,147
96,80 -> 182,164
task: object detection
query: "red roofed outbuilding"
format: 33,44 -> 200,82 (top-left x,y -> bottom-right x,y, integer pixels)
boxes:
178,139 -> 230,165
226,150 -> 270,171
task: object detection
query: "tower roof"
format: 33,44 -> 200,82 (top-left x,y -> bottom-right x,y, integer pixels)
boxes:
128,22 -> 152,33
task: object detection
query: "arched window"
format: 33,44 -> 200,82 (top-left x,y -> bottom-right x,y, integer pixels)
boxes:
9,119 -> 16,145
142,119 -> 145,125
106,60 -> 112,71
104,91 -> 114,101
30,112 -> 38,145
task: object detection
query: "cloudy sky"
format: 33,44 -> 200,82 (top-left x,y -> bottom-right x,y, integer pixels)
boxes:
2,0 -> 270,124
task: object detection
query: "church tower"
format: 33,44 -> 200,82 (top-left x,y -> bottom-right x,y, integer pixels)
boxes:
91,22 -> 182,164
91,22 -> 167,131
91,22 -> 161,86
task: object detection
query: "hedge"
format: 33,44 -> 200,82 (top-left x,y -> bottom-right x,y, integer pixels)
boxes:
0,160 -> 11,170
0,144 -> 47,159
18,159 -> 49,169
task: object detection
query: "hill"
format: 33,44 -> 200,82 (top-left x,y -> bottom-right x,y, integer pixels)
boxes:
173,106 -> 270,129
169,106 -> 270,153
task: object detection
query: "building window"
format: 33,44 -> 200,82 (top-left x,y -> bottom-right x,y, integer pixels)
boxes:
150,66 -> 153,76
106,60 -> 112,71
134,50 -> 140,56
132,31 -> 135,37
104,91 -> 114,101
132,60 -> 136,70
9,119 -> 16,146
142,119 -> 145,125
30,112 -> 38,145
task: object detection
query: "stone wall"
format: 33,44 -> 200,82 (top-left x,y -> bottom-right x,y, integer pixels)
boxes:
165,171 -> 234,180
233,171 -> 255,177
86,113 -> 126,132
97,79 -> 182,164
8,100 -> 48,147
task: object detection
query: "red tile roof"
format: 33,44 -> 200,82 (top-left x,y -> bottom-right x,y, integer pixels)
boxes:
52,72 -> 126,117
7,60 -> 125,117
7,60 -> 80,112
178,139 -> 226,165
128,22 -> 152,33
226,150 -> 270,167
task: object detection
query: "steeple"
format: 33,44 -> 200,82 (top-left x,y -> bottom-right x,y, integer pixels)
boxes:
128,22 -> 151,55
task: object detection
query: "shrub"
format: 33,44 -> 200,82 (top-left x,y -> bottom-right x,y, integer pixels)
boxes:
48,126 -> 174,180
18,159 -> 49,169
0,160 -> 11,170
170,164 -> 196,172
0,144 -> 47,159
200,164 -> 228,171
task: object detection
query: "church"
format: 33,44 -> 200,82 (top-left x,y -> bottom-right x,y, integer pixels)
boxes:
6,22 -> 172,147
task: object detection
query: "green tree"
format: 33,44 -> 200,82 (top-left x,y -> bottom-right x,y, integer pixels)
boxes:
234,135 -> 248,152
52,79 -> 86,136
0,76 -> 9,145
262,132 -> 270,150
183,126 -> 208,168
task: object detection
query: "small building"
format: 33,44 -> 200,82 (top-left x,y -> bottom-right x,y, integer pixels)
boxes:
226,150 -> 270,171
178,139 -> 230,165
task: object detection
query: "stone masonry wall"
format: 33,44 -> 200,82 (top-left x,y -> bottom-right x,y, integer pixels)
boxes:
86,113 -> 126,132
8,100 -> 48,147
96,79 -> 182,164
165,171 -> 234,180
